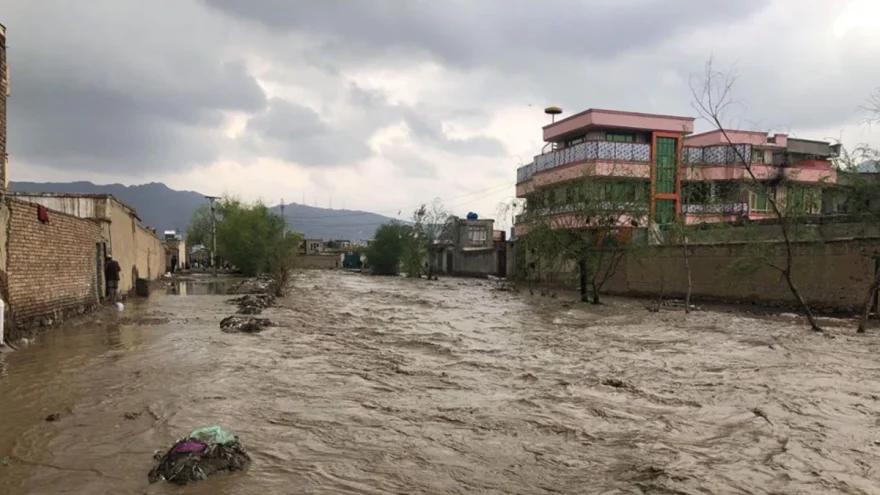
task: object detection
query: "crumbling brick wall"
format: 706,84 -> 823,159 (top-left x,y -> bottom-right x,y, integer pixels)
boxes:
4,198 -> 104,338
0,24 -> 7,189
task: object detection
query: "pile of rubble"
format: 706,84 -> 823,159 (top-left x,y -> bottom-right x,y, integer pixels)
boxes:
227,277 -> 273,295
220,315 -> 274,334
228,293 -> 275,315
220,277 -> 277,333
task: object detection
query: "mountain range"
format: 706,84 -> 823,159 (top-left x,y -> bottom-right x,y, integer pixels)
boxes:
9,181 -> 399,241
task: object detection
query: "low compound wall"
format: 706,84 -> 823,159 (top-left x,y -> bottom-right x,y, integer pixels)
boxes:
536,237 -> 880,312
2,198 -> 104,338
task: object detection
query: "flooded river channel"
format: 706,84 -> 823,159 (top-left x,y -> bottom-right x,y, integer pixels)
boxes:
1,271 -> 879,494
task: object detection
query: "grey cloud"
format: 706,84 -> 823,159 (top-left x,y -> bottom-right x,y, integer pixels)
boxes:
241,98 -> 373,166
6,0 -> 267,174
203,0 -> 771,69
345,84 -> 507,157
239,85 -> 506,169
382,149 -> 439,179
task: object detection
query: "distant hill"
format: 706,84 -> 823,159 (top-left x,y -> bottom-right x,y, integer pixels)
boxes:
9,181 -> 398,241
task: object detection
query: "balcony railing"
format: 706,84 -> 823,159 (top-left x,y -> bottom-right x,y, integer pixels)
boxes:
683,144 -> 754,166
514,201 -> 647,223
516,163 -> 536,183
682,203 -> 748,214
532,141 -> 652,175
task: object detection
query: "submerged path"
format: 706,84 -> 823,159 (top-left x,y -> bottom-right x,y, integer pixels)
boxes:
0,271 -> 879,494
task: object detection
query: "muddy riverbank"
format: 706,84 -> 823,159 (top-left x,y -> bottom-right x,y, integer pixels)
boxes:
0,271 -> 879,493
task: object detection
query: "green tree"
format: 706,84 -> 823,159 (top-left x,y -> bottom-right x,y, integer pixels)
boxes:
186,204 -> 213,246
215,198 -> 286,276
266,231 -> 302,296
524,172 -> 649,304
366,222 -> 412,275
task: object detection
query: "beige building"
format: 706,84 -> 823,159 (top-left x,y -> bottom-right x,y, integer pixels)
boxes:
11,192 -> 166,294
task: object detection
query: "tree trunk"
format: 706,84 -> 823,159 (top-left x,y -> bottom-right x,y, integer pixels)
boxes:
857,279 -> 879,334
590,281 -> 601,305
578,260 -> 588,302
684,237 -> 692,314
781,270 -> 822,332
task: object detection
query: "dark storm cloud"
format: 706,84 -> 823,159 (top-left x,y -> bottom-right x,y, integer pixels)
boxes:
5,1 -> 267,174
203,0 -> 771,68
239,85 -> 506,169
241,98 -> 372,166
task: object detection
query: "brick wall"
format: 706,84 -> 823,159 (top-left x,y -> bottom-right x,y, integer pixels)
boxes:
0,25 -> 7,189
300,254 -> 339,269
3,198 -> 104,337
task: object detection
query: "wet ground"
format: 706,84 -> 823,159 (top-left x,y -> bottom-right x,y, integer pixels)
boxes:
1,271 -> 879,494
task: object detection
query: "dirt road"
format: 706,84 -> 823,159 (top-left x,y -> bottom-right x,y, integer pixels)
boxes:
0,271 -> 878,494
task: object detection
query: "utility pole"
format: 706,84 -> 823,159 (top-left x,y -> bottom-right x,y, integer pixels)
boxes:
280,198 -> 286,234
205,195 -> 219,277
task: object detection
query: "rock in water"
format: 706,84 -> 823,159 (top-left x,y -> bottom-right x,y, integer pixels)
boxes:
148,427 -> 251,485
220,316 -> 274,334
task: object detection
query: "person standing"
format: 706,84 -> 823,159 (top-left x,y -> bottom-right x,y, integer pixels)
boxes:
105,255 -> 122,303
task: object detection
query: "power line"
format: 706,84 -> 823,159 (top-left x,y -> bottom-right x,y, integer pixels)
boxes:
284,181 -> 514,221
287,183 -> 515,229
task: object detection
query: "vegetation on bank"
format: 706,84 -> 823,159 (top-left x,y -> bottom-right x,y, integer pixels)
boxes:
366,199 -> 449,277
186,197 -> 300,296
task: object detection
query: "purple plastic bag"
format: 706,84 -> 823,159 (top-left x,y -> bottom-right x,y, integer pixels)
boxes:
173,441 -> 207,454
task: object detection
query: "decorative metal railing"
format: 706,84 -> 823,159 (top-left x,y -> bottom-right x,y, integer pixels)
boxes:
681,203 -> 748,214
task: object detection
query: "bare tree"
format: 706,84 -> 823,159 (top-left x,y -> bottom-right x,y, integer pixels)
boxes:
523,164 -> 649,304
690,59 -> 823,331
834,138 -> 880,333
411,198 -> 450,280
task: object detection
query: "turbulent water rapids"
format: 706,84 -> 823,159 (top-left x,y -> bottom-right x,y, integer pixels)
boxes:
0,271 -> 879,494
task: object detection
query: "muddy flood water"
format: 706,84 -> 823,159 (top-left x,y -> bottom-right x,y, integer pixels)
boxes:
1,271 -> 880,494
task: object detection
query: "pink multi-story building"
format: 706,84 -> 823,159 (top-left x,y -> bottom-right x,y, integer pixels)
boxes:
514,108 -> 840,235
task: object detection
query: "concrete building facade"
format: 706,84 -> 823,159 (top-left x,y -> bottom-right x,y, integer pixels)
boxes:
431,216 -> 499,277
515,107 -> 842,235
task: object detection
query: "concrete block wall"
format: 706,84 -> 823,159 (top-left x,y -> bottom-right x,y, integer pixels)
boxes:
534,238 -> 880,312
614,238 -> 879,312
3,198 -> 104,338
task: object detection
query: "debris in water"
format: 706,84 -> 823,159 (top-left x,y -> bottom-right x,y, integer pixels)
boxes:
752,407 -> 773,425
124,411 -> 142,420
228,293 -> 275,315
601,377 -> 633,390
45,413 -> 61,422
148,426 -> 251,485
227,277 -> 273,295
220,316 -> 275,334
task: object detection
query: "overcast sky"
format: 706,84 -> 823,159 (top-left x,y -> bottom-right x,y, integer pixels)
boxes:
5,0 -> 880,229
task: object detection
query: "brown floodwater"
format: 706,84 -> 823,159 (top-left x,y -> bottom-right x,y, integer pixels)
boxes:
1,271 -> 879,494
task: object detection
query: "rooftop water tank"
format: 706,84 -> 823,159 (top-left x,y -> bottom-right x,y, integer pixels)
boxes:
466,212 -> 479,220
